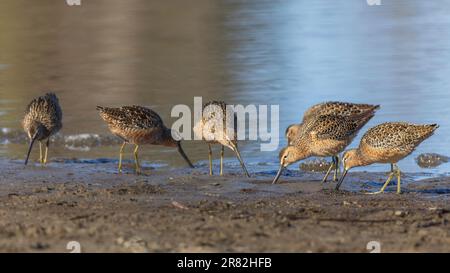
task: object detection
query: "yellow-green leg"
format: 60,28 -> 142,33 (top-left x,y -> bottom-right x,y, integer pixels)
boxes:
220,145 -> 224,176
336,155 -> 342,176
321,159 -> 335,184
333,156 -> 339,182
208,144 -> 213,176
395,164 -> 401,194
118,142 -> 126,173
367,171 -> 395,195
39,141 -> 43,164
133,144 -> 141,175
43,139 -> 49,166
233,145 -> 250,178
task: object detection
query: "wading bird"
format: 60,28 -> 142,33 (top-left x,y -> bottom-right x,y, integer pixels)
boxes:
193,100 -> 250,177
336,122 -> 438,194
273,112 -> 375,184
285,101 -> 380,179
23,92 -> 62,165
286,102 -> 380,145
97,105 -> 194,174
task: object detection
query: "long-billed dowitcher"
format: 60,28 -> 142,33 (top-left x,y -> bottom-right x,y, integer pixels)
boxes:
97,105 -> 194,174
23,92 -> 62,165
193,100 -> 250,177
273,112 -> 375,184
336,122 -> 438,194
286,102 -> 380,145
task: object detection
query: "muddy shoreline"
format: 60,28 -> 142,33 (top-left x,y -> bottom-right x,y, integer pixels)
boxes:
0,159 -> 448,252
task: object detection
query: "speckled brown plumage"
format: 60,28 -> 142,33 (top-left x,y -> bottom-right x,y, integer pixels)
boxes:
23,92 -> 62,165
98,105 -> 165,130
97,105 -> 168,145
337,122 -> 439,194
361,123 -> 437,154
97,105 -> 194,174
193,100 -> 249,177
196,101 -> 237,143
274,112 -> 375,184
303,101 -> 380,123
290,113 -> 374,158
286,101 -> 380,145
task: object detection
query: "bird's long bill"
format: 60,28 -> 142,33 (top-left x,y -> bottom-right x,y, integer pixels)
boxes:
335,169 -> 349,191
24,134 -> 38,165
233,148 -> 250,178
272,165 -> 285,184
177,143 -> 195,168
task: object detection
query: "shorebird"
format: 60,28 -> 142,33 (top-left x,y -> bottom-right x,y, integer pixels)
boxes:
97,105 -> 194,174
23,92 -> 62,166
286,102 -> 380,145
193,100 -> 250,177
273,112 -> 375,184
284,101 -> 380,180
336,122 -> 438,194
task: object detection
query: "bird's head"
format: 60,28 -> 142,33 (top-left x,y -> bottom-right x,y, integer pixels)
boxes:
163,128 -> 194,168
285,124 -> 301,144
160,128 -> 180,147
24,121 -> 47,165
278,145 -> 307,168
27,121 -> 47,141
336,149 -> 366,191
272,145 -> 308,184
342,149 -> 365,171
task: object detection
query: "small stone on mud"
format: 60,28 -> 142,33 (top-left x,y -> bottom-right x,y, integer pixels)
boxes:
116,236 -> 149,253
30,242 -> 49,250
172,201 -> 189,210
240,188 -> 255,194
116,237 -> 125,245
395,210 -> 406,217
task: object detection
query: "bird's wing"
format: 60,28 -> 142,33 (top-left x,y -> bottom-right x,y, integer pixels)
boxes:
99,106 -> 164,129
362,122 -> 437,150
309,115 -> 363,141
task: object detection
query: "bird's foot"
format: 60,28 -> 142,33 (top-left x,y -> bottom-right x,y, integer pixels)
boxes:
135,167 -> 148,176
333,174 -> 338,182
365,191 -> 384,195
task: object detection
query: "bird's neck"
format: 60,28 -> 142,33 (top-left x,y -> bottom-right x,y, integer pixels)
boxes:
292,146 -> 312,162
159,128 -> 178,147
354,149 -> 372,167
28,122 -> 47,140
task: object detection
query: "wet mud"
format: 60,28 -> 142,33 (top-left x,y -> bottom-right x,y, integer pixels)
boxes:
0,159 -> 449,252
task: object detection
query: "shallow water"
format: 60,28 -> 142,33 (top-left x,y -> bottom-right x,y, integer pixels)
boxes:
1,0 -> 450,176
